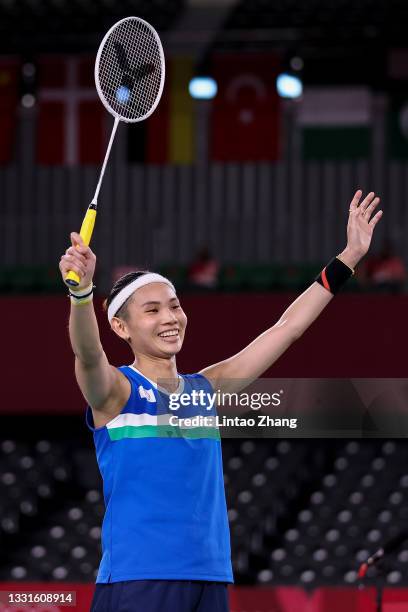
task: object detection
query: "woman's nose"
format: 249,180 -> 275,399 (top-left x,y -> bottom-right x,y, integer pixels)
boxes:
162,308 -> 177,323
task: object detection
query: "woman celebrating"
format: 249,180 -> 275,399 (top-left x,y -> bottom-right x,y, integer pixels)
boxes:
59,190 -> 382,612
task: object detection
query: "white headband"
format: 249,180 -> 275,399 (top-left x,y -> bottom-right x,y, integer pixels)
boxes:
107,273 -> 176,323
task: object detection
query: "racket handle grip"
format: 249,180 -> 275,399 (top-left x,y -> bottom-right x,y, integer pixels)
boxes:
65,205 -> 97,287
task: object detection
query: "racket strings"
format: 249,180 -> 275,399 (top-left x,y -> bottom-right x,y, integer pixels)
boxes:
100,34 -> 156,116
98,18 -> 163,121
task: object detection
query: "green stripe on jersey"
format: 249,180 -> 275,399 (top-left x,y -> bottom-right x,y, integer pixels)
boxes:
108,424 -> 221,441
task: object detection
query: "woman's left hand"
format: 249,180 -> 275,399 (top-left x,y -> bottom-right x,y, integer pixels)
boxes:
339,189 -> 383,269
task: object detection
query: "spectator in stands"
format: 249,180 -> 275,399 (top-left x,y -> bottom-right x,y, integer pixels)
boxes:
59,189 -> 382,612
188,247 -> 219,289
363,240 -> 407,293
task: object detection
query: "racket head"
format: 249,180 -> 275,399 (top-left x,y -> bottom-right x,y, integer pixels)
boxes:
95,16 -> 165,124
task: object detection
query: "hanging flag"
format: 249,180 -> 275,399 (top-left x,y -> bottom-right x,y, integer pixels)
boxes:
210,53 -> 281,162
36,56 -> 106,165
127,80 -> 169,164
385,49 -> 408,158
168,56 -> 194,164
0,58 -> 18,164
387,93 -> 408,159
127,56 -> 194,165
297,87 -> 372,159
388,48 -> 408,81
145,74 -> 170,164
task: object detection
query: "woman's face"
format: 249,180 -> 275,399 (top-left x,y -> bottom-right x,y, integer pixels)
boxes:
124,282 -> 187,358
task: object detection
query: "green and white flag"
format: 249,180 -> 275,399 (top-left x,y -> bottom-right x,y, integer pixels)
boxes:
386,49 -> 408,158
387,93 -> 408,159
297,87 -> 372,159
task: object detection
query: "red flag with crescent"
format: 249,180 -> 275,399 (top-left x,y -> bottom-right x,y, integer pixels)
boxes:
210,54 -> 281,162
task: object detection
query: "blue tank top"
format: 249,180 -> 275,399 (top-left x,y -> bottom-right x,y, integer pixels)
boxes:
86,365 -> 233,583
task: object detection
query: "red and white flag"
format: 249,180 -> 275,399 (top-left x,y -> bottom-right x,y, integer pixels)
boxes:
0,58 -> 18,164
210,54 -> 281,162
36,55 -> 107,165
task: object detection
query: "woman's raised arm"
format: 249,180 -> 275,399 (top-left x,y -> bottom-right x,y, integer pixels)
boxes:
59,232 -> 130,422
200,190 -> 383,392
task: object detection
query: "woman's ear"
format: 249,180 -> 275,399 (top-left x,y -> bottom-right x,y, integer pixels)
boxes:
110,317 -> 130,343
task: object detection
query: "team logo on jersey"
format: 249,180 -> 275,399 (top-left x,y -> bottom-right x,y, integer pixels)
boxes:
138,385 -> 156,403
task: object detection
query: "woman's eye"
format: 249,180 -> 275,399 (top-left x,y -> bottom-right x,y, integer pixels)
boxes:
147,309 -> 158,313
172,305 -> 180,309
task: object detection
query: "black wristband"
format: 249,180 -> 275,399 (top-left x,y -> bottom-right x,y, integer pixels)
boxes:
68,285 -> 95,300
315,257 -> 354,295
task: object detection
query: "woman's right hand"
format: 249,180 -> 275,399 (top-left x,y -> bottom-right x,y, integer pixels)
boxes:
59,232 -> 96,290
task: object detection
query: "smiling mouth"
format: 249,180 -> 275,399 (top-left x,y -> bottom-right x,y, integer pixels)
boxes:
158,330 -> 180,340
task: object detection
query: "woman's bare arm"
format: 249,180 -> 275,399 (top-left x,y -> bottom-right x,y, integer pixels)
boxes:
200,190 -> 383,392
70,301 -> 129,417
200,282 -> 332,391
60,233 -> 130,423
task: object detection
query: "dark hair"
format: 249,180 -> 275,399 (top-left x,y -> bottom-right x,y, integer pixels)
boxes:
103,270 -> 152,322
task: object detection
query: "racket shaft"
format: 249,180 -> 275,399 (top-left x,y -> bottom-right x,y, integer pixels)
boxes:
65,205 -> 97,286
93,117 -> 119,203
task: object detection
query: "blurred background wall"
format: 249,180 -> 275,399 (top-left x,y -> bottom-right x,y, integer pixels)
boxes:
1,0 -> 408,293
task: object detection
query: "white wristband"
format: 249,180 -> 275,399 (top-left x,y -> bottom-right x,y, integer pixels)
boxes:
68,283 -> 93,298
68,282 -> 94,306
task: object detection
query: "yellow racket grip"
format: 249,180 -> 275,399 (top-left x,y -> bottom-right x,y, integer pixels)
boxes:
65,205 -> 97,287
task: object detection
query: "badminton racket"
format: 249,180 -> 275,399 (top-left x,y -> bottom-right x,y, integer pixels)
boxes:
65,16 -> 165,286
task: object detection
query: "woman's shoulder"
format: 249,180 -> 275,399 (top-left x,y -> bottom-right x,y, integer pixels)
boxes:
181,372 -> 214,391
118,365 -> 155,386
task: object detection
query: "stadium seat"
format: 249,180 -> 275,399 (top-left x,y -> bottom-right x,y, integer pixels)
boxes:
2,436 -> 408,585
